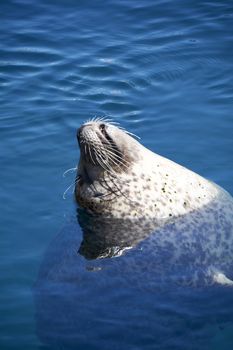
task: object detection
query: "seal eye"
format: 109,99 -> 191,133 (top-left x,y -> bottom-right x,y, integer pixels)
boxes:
99,123 -> 106,134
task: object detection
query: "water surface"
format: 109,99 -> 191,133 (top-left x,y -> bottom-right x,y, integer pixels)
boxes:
1,0 -> 233,349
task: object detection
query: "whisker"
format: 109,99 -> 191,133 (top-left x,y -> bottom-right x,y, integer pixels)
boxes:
63,175 -> 81,199
98,144 -> 131,167
90,115 -> 99,123
125,130 -> 141,140
117,126 -> 141,140
95,148 -> 116,174
63,167 -> 77,177
101,148 -> 128,168
107,121 -> 120,126
84,115 -> 119,126
83,138 -> 130,172
63,182 -> 75,199
75,175 -> 81,184
94,150 -> 111,173
83,116 -> 140,140
88,143 -> 96,165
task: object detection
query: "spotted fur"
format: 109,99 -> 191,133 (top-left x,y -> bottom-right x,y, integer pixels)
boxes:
76,120 -> 221,223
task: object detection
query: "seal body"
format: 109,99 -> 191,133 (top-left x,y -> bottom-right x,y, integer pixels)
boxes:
75,119 -> 233,283
75,119 -> 231,223
34,120 -> 233,349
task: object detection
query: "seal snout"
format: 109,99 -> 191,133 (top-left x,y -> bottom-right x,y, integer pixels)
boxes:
77,122 -> 108,144
77,124 -> 93,144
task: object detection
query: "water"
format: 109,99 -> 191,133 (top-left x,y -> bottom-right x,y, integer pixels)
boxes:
1,0 -> 233,349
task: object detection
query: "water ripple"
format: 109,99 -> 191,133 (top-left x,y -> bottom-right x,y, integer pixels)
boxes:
1,1 -> 233,349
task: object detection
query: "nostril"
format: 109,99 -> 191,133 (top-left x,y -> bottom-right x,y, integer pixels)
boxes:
99,123 -> 106,134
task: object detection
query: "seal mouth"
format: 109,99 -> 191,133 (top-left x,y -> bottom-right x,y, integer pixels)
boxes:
77,121 -> 127,174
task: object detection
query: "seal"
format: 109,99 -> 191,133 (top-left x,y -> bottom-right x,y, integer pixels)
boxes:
75,117 -> 232,222
75,117 -> 233,285
34,119 -> 233,350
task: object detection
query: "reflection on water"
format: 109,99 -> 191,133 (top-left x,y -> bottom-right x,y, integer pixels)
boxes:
77,208 -> 154,259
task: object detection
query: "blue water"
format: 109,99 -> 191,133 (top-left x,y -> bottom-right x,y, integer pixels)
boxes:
1,0 -> 233,349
